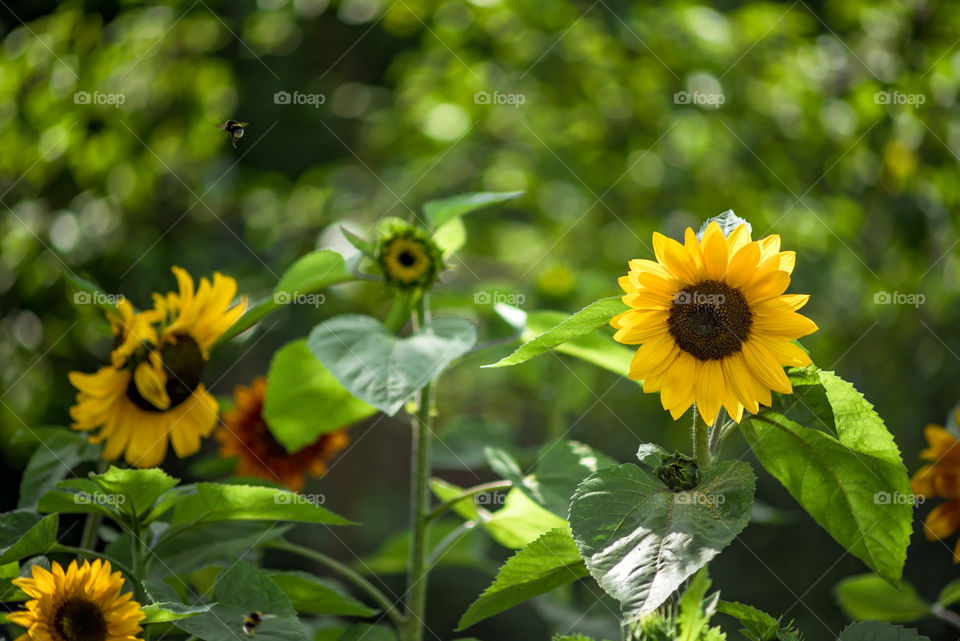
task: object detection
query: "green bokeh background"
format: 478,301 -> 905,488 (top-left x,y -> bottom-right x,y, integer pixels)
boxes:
2,0 -> 959,638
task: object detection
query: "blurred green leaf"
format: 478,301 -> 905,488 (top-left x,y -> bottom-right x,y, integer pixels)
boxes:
0,512 -> 58,564
834,575 -> 929,623
169,484 -> 352,527
18,430 -> 100,509
141,601 -> 214,624
423,191 -> 524,229
937,578 -> 960,608
268,571 -> 378,617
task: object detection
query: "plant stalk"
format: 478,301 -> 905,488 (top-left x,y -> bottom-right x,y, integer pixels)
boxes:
933,604 -> 960,631
691,404 -> 711,468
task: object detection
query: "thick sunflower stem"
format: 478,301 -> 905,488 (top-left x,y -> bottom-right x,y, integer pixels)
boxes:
691,405 -> 712,468
401,297 -> 434,641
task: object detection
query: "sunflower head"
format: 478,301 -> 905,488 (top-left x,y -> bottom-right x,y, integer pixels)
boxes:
8,559 -> 144,641
215,376 -> 350,491
375,220 -> 443,290
612,219 -> 818,426
69,267 -> 245,468
911,422 -> 960,562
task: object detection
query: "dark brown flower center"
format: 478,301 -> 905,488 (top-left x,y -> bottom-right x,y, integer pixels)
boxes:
667,280 -> 751,361
398,250 -> 416,267
126,334 -> 205,412
54,598 -> 107,641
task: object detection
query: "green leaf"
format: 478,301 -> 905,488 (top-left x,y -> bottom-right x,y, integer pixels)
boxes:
264,340 -> 376,452
341,226 -> 377,257
423,191 -> 524,229
220,250 -> 355,343
307,314 -> 477,416
434,217 -> 467,256
64,274 -> 124,312
150,522 -> 291,578
433,417 -> 514,470
338,624 -> 398,641
171,561 -> 310,641
268,571 -> 378,617
457,527 -> 587,630
569,461 -> 755,619
356,519 -> 484,574
0,512 -> 59,564
937,578 -> 960,607
717,601 -> 779,641
18,430 -> 100,509
37,479 -> 117,518
742,369 -> 912,584
526,311 -> 635,377
486,298 -> 628,369
430,478 -> 482,521
676,570 -> 724,641
697,210 -> 751,239
837,621 -> 930,641
94,467 -> 179,520
169,484 -> 352,526
141,601 -> 214,624
834,575 -> 929,623
482,489 -> 570,549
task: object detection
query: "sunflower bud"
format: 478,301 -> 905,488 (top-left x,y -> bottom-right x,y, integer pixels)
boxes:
655,452 -> 701,491
376,220 -> 444,290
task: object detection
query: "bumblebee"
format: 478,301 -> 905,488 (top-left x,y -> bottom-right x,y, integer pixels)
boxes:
217,120 -> 248,148
242,611 -> 275,636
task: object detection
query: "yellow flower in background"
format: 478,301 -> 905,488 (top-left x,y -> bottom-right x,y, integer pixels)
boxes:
911,420 -> 960,562
69,267 -> 245,468
8,559 -> 144,641
215,376 -> 350,492
611,221 -> 818,426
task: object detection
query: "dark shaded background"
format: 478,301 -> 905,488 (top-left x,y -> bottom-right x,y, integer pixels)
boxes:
2,0 -> 959,638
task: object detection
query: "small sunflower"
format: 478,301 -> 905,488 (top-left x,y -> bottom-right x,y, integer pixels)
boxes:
215,376 -> 350,491
69,267 -> 246,468
911,420 -> 960,562
611,220 -> 818,426
376,223 -> 443,290
8,559 -> 144,641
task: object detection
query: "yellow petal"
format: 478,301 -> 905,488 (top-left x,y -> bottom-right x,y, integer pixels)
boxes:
134,361 -> 171,411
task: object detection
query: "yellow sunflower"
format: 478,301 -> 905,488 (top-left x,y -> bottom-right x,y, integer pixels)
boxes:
69,267 -> 245,468
611,221 -> 818,426
215,376 -> 350,492
911,420 -> 960,562
8,559 -> 144,641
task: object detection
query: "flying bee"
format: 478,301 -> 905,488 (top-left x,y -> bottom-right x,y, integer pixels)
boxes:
217,120 -> 248,148
242,611 -> 275,636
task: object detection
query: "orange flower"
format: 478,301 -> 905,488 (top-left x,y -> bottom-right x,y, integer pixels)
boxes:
911,419 -> 960,562
215,376 -> 350,492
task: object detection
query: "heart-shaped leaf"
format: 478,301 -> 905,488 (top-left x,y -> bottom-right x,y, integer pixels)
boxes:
307,314 -> 477,416
569,461 -> 754,619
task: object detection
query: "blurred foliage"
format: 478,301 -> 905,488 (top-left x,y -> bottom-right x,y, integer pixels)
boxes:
3,0 -> 960,638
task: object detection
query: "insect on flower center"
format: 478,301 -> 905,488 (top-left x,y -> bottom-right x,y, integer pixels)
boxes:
667,280 -> 752,361
126,334 -> 205,411
54,598 -> 108,641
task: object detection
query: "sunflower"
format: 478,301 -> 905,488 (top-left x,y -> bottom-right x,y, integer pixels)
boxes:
911,419 -> 960,562
376,223 -> 443,290
8,559 -> 144,641
611,221 -> 818,426
69,267 -> 245,468
215,376 -> 350,491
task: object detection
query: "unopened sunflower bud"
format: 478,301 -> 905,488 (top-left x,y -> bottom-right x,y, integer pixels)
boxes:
655,452 -> 701,491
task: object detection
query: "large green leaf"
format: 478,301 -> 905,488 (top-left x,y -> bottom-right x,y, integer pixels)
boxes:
95,467 -> 179,520
0,512 -> 59,564
741,368 -> 912,584
149,522 -> 292,578
458,527 -> 587,630
307,314 -> 477,416
423,191 -> 524,229
264,340 -> 376,452
268,571 -> 378,617
837,622 -> 930,641
169,484 -> 351,526
37,478 -> 118,519
18,430 -> 100,509
171,561 -> 309,641
569,461 -> 755,619
527,312 -> 634,377
486,298 -> 628,369
834,575 -> 929,623
219,250 -> 355,343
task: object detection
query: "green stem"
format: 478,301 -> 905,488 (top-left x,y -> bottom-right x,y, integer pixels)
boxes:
79,513 -> 102,551
51,545 -> 136,578
401,297 -> 435,641
933,604 -> 960,631
691,405 -> 711,468
427,522 -> 477,567
425,480 -> 512,523
265,540 -> 404,627
129,521 -> 147,603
